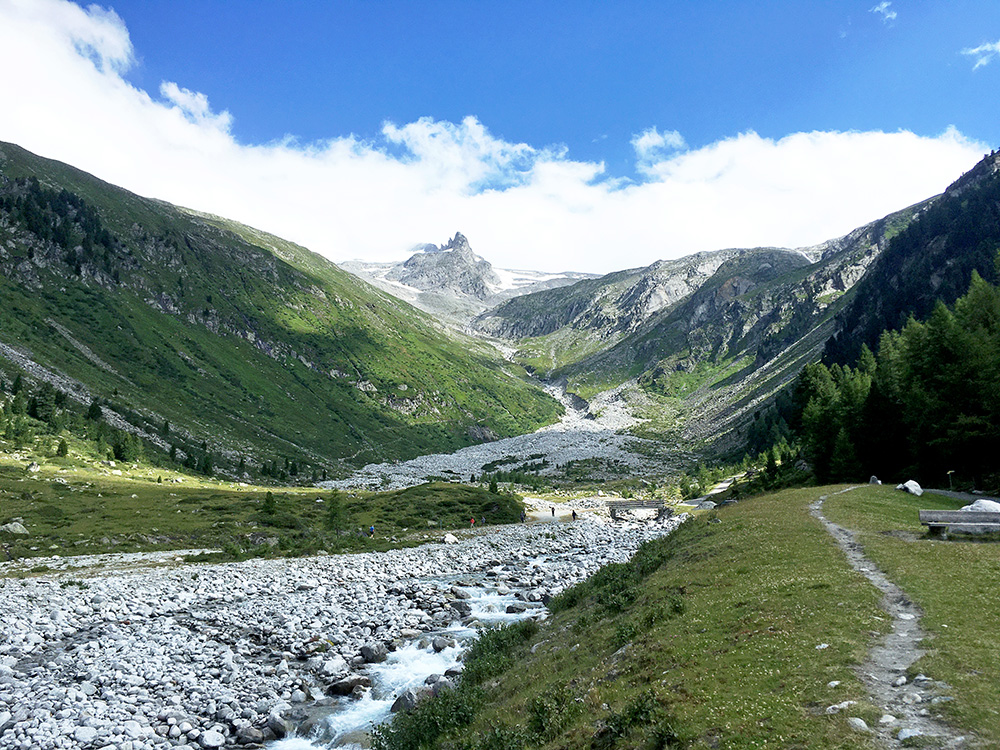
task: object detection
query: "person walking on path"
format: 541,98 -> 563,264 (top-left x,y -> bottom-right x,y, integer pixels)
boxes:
470,517 -> 476,528
551,506 -> 555,517
572,509 -> 578,521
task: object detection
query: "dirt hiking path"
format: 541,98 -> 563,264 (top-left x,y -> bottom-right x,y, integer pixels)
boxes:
811,487 -> 971,748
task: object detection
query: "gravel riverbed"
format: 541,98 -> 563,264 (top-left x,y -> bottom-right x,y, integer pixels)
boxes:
0,513 -> 686,749
320,382 -> 663,492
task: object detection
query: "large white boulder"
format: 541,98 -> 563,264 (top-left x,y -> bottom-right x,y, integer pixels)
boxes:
961,499 -> 1000,512
896,480 -> 923,496
442,533 -> 458,545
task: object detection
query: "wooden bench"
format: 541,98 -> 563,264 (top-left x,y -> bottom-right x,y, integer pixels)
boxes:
918,510 -> 1000,539
607,499 -> 670,521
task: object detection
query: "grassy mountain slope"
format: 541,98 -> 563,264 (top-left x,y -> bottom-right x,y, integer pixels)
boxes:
377,486 -> 997,749
0,142 -> 560,477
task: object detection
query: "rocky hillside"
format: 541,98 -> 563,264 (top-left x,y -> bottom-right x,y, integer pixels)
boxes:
472,200 -> 930,453
342,234 -> 595,326
0,142 -> 562,478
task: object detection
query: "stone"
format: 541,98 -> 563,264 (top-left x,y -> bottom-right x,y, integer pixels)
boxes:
450,586 -> 472,600
898,728 -> 923,741
431,636 -> 453,653
443,533 -> 459,545
390,688 -> 419,714
199,730 -> 226,748
26,462 -> 40,473
74,726 -> 99,743
506,602 -> 527,614
235,726 -> 264,744
896,480 -> 923,496
0,521 -> 28,535
328,675 -> 372,696
869,476 -> 881,484
696,500 -> 716,510
962,499 -> 1000,512
846,717 -> 869,732
892,675 -> 907,686
360,643 -> 387,663
321,655 -> 348,676
266,711 -> 289,738
879,714 -> 897,725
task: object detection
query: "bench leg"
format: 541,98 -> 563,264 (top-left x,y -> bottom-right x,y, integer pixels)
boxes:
927,525 -> 946,539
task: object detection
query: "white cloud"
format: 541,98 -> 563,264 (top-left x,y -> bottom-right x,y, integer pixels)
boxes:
0,0 -> 989,274
869,2 -> 897,24
961,40 -> 1000,70
631,127 -> 687,176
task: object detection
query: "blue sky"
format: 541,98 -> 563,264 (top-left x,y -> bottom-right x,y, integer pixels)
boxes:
0,1 -> 998,271
105,1 -> 1000,175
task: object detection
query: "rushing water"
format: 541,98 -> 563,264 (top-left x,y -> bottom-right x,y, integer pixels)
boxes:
269,585 -> 543,749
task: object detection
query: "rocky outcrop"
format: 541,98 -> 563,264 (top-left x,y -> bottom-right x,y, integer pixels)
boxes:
385,233 -> 501,300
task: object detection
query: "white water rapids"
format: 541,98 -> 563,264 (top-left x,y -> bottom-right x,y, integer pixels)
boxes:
269,586 -> 542,749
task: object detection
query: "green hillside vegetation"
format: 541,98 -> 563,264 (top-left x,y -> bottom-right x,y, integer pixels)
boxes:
789,269 -> 1000,492
0,142 -> 560,479
825,152 -> 1000,365
375,485 -> 996,749
0,432 -> 520,563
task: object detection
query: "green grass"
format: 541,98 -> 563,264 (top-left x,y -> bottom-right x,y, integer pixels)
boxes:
375,486 -> 898,749
0,446 -> 522,564
0,142 -> 562,477
822,485 -> 1000,746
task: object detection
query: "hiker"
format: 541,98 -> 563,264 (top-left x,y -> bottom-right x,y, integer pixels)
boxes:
572,509 -> 578,521
551,506 -> 555,517
520,510 -> 526,523
470,517 -> 475,528
368,525 -> 375,538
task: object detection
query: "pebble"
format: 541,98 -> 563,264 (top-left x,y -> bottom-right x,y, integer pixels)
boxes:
0,513 -> 685,748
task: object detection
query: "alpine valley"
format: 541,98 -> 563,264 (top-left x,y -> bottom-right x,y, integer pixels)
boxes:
2,141 -> 1000,482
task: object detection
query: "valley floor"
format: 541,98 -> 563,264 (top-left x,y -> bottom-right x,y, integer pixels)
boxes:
321,381 -> 677,492
0,512 -> 683,749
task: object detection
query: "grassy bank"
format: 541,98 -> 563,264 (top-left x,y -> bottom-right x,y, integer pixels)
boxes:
822,485 -> 1000,745
376,487 -> 888,749
376,485 -> 997,749
0,451 -> 521,564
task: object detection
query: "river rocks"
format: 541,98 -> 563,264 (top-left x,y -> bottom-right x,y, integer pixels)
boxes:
432,636 -> 455,652
361,643 -> 388,663
329,674 -> 372,696
73,725 -> 99,743
267,710 -> 290,738
390,687 -> 420,713
0,511 -> 686,748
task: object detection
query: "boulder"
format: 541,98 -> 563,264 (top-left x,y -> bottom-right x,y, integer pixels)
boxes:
267,711 -> 289,738
962,499 -> 1000,513
450,586 -> 472,600
869,476 -> 881,485
443,533 -> 459,545
321,655 -> 348,676
696,500 -> 717,510
26,462 -> 40,473
450,600 -> 472,616
390,688 -> 420,714
896,480 -> 923,496
0,521 -> 28,536
236,726 -> 264,745
199,730 -> 226,748
328,674 -> 372,696
360,643 -> 388,663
